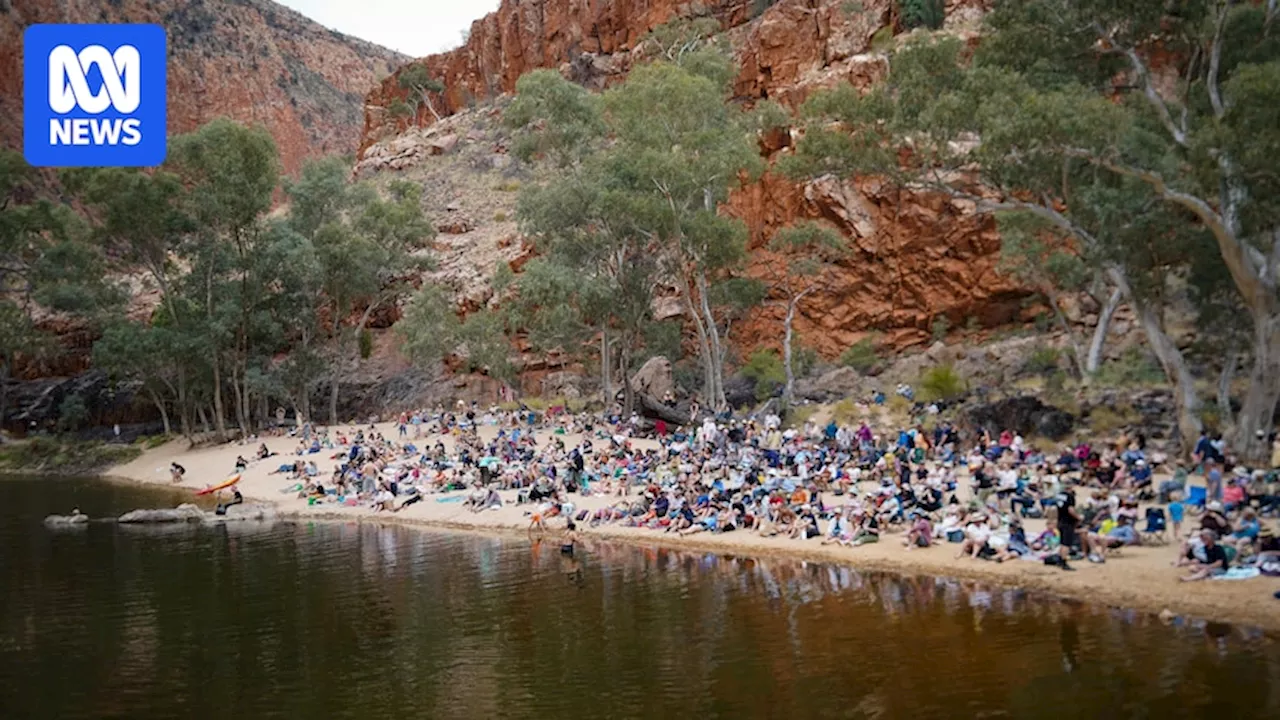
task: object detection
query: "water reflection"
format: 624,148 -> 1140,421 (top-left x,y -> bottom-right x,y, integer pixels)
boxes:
1,477 -> 1278,720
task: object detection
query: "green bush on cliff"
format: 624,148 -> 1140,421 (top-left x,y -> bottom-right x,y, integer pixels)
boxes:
0,437 -> 141,474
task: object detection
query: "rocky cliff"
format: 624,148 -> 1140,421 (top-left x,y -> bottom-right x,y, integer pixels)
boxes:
358,0 -> 1015,357
0,0 -> 406,174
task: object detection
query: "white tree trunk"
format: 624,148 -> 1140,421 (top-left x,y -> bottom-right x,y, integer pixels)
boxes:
1086,287 -> 1123,375
600,327 -> 612,406
782,296 -> 798,411
1232,311 -> 1280,464
1217,351 -> 1237,428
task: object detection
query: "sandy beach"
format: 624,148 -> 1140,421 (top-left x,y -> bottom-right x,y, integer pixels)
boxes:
105,420 -> 1280,633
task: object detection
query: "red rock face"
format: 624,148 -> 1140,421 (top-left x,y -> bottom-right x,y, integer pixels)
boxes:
361,0 -> 1017,356
0,0 -> 405,175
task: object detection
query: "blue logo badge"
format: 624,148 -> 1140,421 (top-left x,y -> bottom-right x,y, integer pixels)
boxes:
23,24 -> 167,167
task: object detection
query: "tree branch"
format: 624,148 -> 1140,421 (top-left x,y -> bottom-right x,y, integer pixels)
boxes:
1093,21 -> 1188,147
1207,4 -> 1229,118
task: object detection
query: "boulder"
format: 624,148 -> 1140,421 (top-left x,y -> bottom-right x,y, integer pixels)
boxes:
118,503 -> 206,524
966,396 -> 1075,441
628,356 -> 673,401
428,133 -> 459,155
795,366 -> 865,403
436,214 -> 476,234
44,513 -> 89,526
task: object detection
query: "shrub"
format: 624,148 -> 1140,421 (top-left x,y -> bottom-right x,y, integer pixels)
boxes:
794,345 -> 820,377
840,335 -> 881,373
0,438 -> 141,473
930,314 -> 951,343
831,398 -> 860,425
1022,345 -> 1061,376
918,364 -> 966,402
785,404 -> 817,430
899,0 -> 945,30
869,25 -> 895,52
1095,347 -> 1165,387
1087,405 -> 1138,434
359,329 -> 374,360
493,180 -> 521,192
57,394 -> 89,433
493,211 -> 509,222
741,348 -> 785,401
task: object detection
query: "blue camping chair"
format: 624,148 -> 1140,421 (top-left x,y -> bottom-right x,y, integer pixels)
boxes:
1142,507 -> 1169,545
1187,485 -> 1207,509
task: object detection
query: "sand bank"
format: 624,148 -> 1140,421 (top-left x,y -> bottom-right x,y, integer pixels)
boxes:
104,422 -> 1280,633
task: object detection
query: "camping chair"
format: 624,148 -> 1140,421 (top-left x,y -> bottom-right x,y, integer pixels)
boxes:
1187,485 -> 1207,512
1142,507 -> 1169,545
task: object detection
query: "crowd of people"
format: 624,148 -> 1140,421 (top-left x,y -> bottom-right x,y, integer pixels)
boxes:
242,400 -> 1280,590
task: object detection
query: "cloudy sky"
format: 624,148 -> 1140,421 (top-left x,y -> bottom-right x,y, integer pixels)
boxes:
275,0 -> 502,57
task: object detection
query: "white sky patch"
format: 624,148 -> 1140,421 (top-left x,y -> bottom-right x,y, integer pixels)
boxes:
275,0 -> 501,57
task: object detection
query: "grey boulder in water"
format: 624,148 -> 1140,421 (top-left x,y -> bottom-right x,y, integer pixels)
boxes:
43,513 -> 89,526
117,503 -> 206,524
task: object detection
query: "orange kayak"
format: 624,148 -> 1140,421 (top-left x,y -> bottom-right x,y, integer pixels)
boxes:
195,474 -> 241,496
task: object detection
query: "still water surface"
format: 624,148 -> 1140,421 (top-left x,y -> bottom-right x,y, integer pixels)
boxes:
1,476 -> 1278,719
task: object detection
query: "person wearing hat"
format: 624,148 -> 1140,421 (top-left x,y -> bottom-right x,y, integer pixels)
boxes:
1200,501 -> 1232,537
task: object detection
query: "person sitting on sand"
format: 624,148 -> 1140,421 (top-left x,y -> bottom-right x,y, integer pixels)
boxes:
840,508 -> 880,547
170,462 -> 186,484
956,513 -> 993,559
256,443 -> 273,460
903,511 -> 932,550
369,484 -> 394,512
1181,529 -> 1230,581
1082,504 -> 1141,564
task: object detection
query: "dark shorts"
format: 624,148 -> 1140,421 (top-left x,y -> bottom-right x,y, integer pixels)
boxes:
1060,525 -> 1078,549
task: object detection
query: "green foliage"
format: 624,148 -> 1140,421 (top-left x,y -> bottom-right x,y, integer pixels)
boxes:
397,284 -> 461,367
458,309 -> 515,383
840,334 -> 882,372
0,437 -> 141,474
1095,347 -> 1165,387
794,345 -> 820,377
358,329 -> 373,360
898,0 -> 945,30
1087,404 -> 1140,434
642,321 -> 685,365
398,64 -> 444,95
493,211 -> 508,222
930,315 -> 951,343
741,348 -> 785,401
504,70 -> 605,166
831,398 -> 860,425
1022,345 -> 1061,376
56,393 -> 89,433
917,364 -> 966,402
869,26 -> 895,53
784,404 -> 818,430
388,100 -> 413,119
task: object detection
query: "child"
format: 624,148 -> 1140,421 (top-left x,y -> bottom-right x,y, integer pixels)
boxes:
1168,490 -> 1185,539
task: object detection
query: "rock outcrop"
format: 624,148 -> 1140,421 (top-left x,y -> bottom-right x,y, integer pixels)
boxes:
358,0 -> 1020,361
0,0 -> 406,175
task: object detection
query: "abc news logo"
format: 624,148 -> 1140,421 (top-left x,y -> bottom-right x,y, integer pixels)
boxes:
48,44 -> 143,146
24,24 -> 167,167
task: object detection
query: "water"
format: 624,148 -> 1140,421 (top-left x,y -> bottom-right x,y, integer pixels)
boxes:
1,476 -> 1278,719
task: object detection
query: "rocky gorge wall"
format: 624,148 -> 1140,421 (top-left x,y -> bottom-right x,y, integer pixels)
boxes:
358,0 -> 1019,358
0,0 -> 406,176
